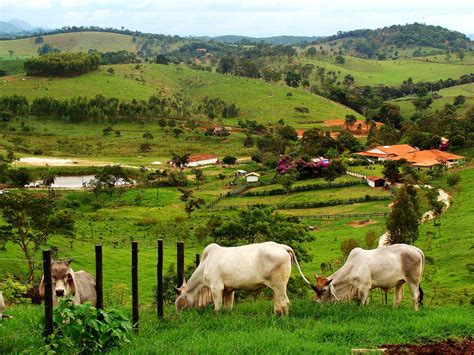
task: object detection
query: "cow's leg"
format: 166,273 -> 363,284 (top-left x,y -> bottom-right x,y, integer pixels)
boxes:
408,282 -> 420,311
382,288 -> 389,305
223,290 -> 234,309
271,287 -> 288,316
358,287 -> 369,305
210,286 -> 224,312
393,283 -> 404,307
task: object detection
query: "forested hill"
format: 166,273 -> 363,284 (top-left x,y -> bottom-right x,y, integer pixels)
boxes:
319,23 -> 472,58
204,35 -> 323,45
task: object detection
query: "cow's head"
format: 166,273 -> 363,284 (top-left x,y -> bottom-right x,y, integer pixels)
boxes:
310,275 -> 333,302
174,279 -> 192,312
39,259 -> 76,301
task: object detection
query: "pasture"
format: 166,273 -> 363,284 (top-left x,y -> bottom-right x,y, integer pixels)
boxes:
2,302 -> 473,353
0,32 -> 138,56
302,53 -> 474,86
0,63 -> 361,128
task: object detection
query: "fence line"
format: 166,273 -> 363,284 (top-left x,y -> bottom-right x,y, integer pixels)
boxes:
295,211 -> 390,220
346,170 -> 368,180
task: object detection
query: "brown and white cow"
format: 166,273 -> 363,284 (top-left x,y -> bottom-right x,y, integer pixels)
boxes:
311,244 -> 424,311
39,260 -> 96,307
174,242 -> 311,315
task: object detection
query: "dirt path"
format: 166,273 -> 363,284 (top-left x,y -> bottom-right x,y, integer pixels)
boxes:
378,186 -> 451,247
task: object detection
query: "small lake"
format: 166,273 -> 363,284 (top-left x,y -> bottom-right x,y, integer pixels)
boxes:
47,175 -> 96,188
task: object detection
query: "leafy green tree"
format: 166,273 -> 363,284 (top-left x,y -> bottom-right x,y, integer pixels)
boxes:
89,165 -> 130,197
143,132 -> 154,140
277,172 -> 297,194
335,55 -> 345,64
340,238 -> 359,261
156,54 -> 170,65
382,159 -> 407,184
386,184 -> 420,245
243,134 -> 254,148
0,193 -> 74,282
192,168 -> 204,188
172,128 -> 183,138
41,170 -> 56,200
208,207 -> 312,261
285,71 -> 302,88
8,168 -> 32,187
178,188 -> 205,217
453,95 -> 466,107
171,153 -> 189,169
344,114 -> 357,128
222,156 -> 237,165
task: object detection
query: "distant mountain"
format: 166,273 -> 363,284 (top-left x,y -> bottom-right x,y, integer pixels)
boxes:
0,21 -> 24,34
203,35 -> 323,45
7,19 -> 35,31
468,34 -> 474,41
318,23 -> 472,59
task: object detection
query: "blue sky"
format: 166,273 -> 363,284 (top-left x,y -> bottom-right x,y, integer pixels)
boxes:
1,0 -> 473,36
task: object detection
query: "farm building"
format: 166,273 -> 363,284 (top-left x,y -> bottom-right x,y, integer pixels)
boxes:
187,154 -> 218,167
356,144 -> 418,161
236,170 -> 247,176
391,149 -> 465,169
245,172 -> 260,183
366,176 -> 386,188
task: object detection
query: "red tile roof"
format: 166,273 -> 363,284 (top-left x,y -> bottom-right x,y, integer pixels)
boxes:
391,150 -> 464,166
367,176 -> 385,182
188,154 -> 217,163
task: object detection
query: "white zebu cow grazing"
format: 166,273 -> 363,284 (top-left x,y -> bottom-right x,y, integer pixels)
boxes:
174,242 -> 311,315
311,244 -> 424,311
39,260 -> 97,307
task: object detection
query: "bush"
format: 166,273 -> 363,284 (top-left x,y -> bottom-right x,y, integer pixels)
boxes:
24,52 -> 101,77
222,156 -> 237,165
341,238 -> 360,260
0,275 -> 31,305
47,299 -> 132,353
447,173 -> 461,187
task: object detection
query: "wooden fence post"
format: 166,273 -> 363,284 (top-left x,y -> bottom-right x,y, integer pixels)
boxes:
177,241 -> 184,287
195,253 -> 200,268
132,241 -> 139,333
157,239 -> 164,319
95,244 -> 103,310
43,250 -> 53,340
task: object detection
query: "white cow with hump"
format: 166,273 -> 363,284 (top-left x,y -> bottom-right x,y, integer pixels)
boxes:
174,242 -> 311,315
311,244 -> 425,311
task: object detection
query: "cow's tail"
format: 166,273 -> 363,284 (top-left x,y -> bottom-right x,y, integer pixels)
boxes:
285,247 -> 311,285
416,247 -> 425,307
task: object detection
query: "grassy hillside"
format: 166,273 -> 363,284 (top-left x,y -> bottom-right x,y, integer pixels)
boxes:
393,82 -> 474,117
301,53 -> 474,86
0,32 -> 137,56
0,63 -> 362,128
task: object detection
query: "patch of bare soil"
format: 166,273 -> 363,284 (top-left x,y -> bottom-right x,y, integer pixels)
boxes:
381,338 -> 473,354
347,219 -> 377,228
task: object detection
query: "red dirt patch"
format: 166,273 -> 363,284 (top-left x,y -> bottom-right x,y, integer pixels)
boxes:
382,338 -> 473,354
324,119 -> 383,135
347,219 -> 377,228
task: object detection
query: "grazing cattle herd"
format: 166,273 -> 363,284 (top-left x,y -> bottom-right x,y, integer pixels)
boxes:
33,242 -> 425,316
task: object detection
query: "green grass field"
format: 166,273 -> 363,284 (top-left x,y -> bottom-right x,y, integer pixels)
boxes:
394,82 -> 474,117
0,63 -> 361,128
2,302 -> 473,353
302,53 -> 474,86
0,32 -> 138,56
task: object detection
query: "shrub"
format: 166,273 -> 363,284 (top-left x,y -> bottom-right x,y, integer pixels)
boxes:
447,173 -> 461,187
365,230 -> 378,249
47,299 -> 132,353
222,156 -> 237,165
0,275 -> 31,305
340,238 -> 360,260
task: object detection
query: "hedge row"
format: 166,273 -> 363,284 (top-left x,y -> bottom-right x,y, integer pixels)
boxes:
243,180 -> 364,197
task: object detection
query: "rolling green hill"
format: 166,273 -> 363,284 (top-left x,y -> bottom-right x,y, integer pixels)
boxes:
393,82 -> 474,117
0,63 -> 361,128
0,32 -> 138,56
300,53 -> 474,86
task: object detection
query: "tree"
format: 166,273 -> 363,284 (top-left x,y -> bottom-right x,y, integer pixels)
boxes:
172,127 -> 183,138
386,184 -> 420,245
208,207 -> 312,261
7,168 -> 32,187
217,56 -> 237,74
143,132 -> 154,140
89,165 -> 130,197
382,159 -> 407,184
456,49 -> 465,62
335,55 -> 345,64
323,159 -> 345,185
192,168 -> 205,188
139,143 -> 151,153
8,50 -> 14,57
41,170 -> 56,200
171,153 -> 189,169
243,135 -> 254,148
222,156 -> 237,165
453,95 -> 466,107
285,71 -> 302,88
0,193 -> 74,282
365,230 -> 378,249
446,173 -> 460,187
277,172 -> 297,194
344,114 -> 357,128
306,47 -> 317,57
178,188 -> 204,217
156,54 -> 170,65
340,238 -> 359,260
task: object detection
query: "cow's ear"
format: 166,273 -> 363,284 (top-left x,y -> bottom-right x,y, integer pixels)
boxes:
67,273 -> 76,295
67,258 -> 73,265
310,284 -> 318,292
326,278 -> 333,285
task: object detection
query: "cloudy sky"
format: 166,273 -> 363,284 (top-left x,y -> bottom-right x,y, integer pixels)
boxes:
1,0 -> 473,37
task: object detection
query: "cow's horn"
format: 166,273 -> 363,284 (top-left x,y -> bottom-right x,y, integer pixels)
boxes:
314,273 -> 320,280
173,286 -> 181,295
182,277 -> 187,286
